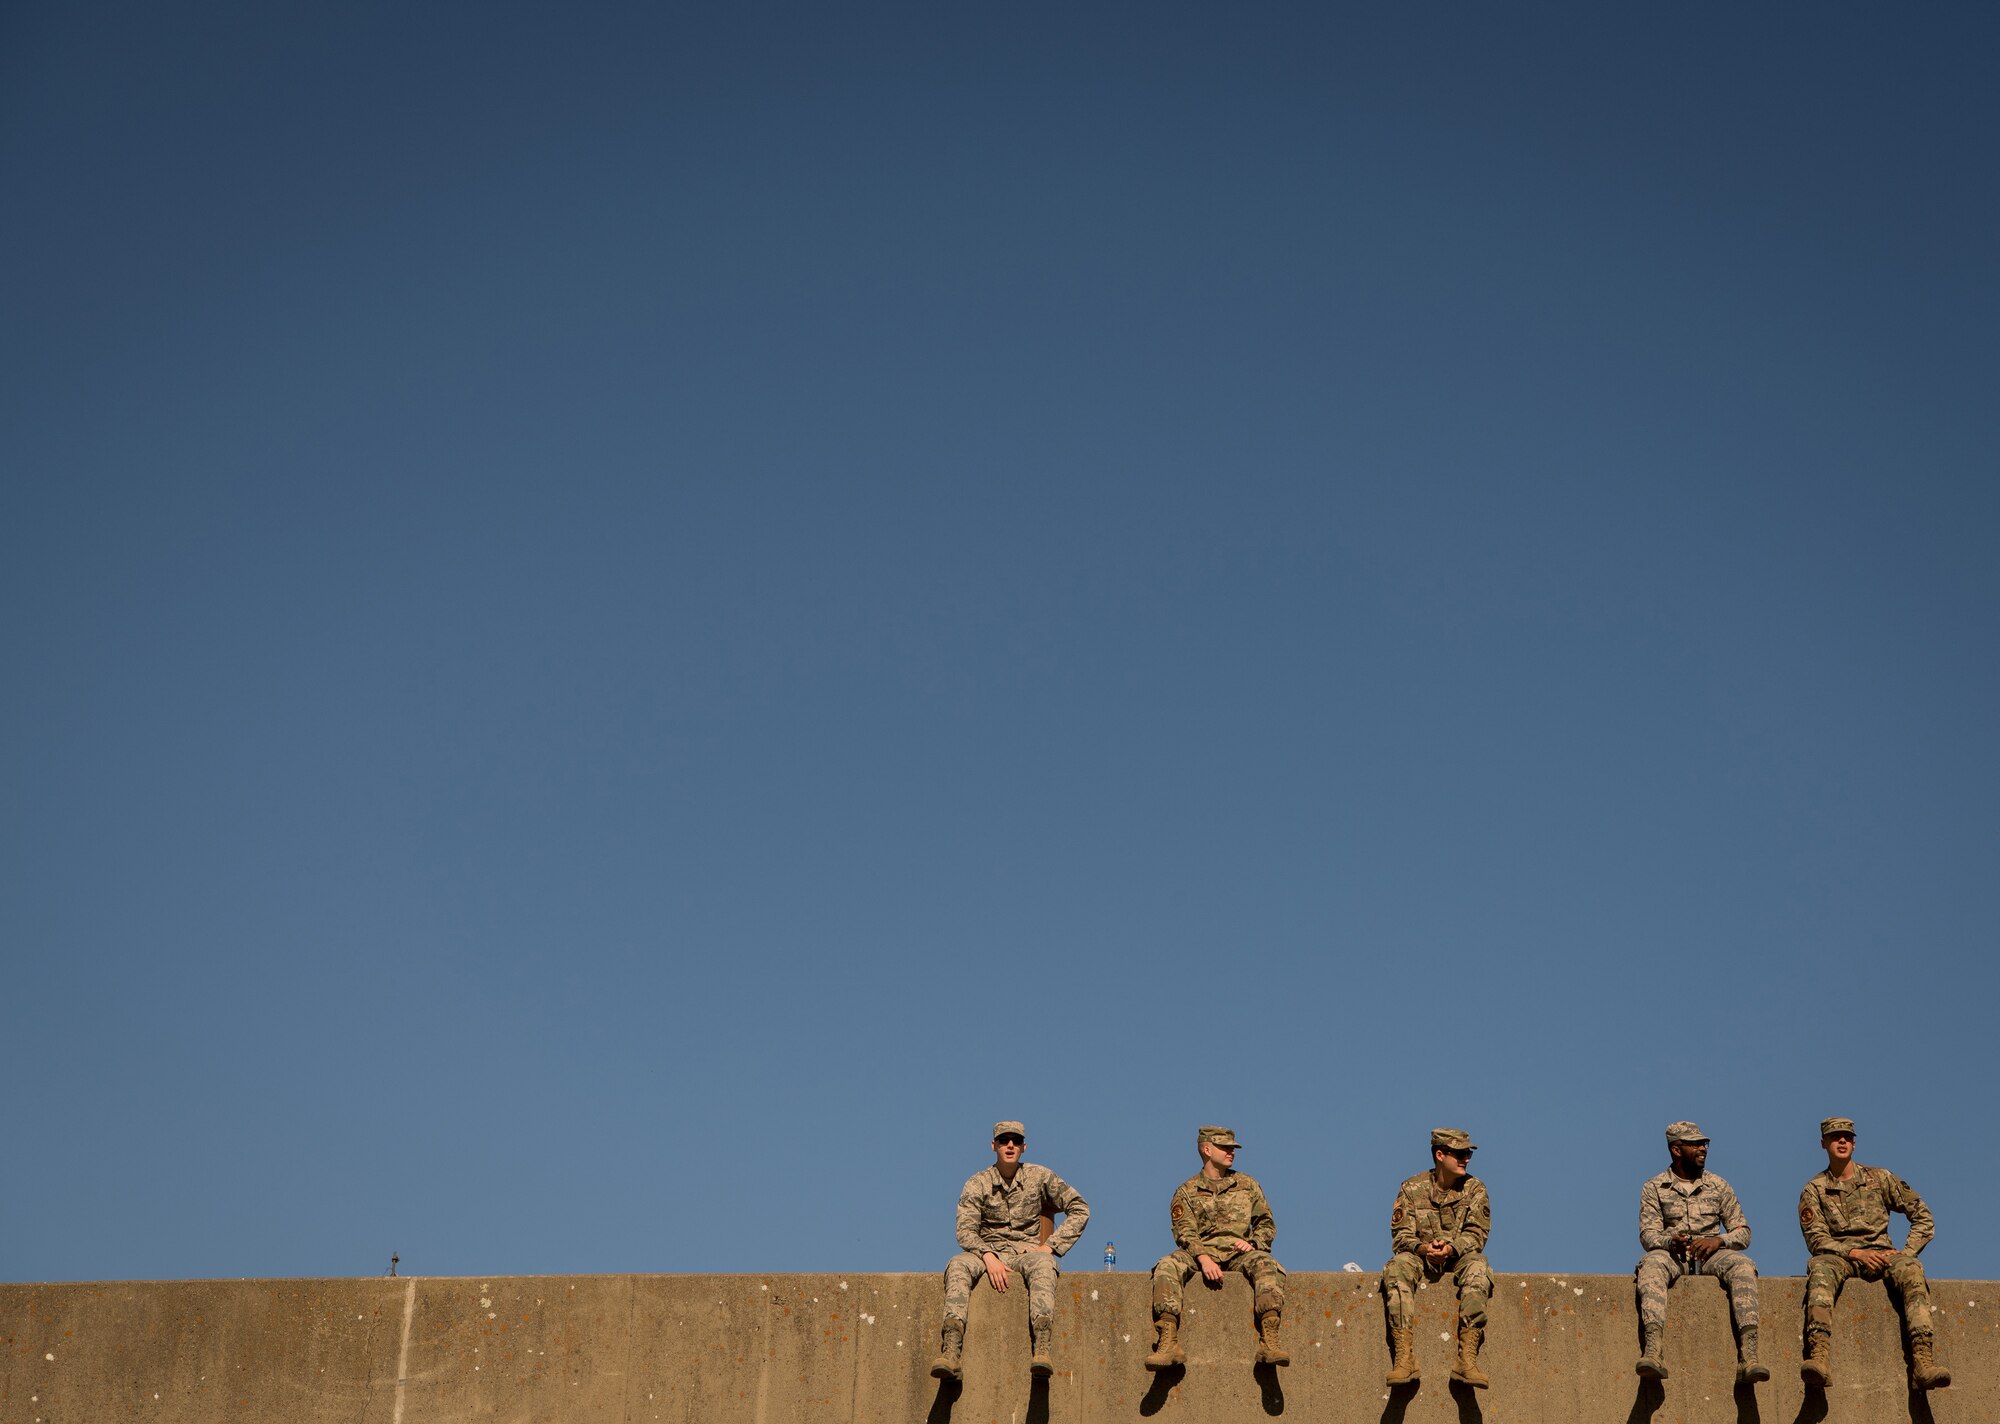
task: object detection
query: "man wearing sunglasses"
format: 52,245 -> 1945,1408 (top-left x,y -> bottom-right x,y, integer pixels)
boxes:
930,1120 -> 1089,1383
1798,1116 -> 1947,1390
1381,1128 -> 1492,1389
1633,1121 -> 1767,1386
1144,1125 -> 1288,1371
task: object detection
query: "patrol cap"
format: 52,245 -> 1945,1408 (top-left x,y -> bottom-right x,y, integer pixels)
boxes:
1665,1121 -> 1709,1144
1820,1116 -> 1856,1138
1198,1125 -> 1243,1149
992,1120 -> 1026,1140
1430,1127 -> 1476,1152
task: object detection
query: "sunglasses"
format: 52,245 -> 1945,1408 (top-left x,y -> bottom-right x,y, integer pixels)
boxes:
995,1136 -> 1025,1146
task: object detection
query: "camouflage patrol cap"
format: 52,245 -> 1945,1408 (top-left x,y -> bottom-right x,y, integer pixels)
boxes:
1430,1127 -> 1476,1152
992,1120 -> 1026,1140
1820,1116 -> 1856,1138
1197,1126 -> 1243,1149
1665,1121 -> 1709,1144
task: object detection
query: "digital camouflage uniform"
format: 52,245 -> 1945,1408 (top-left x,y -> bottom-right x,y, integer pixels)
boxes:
942,1159 -> 1089,1327
1798,1162 -> 1935,1338
1381,1168 -> 1492,1330
1150,1169 -> 1285,1319
1635,1166 -> 1759,1337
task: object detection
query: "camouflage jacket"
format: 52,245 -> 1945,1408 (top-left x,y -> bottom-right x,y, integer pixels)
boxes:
1798,1164 -> 1932,1257
956,1162 -> 1090,1257
1639,1169 -> 1751,1252
1169,1170 -> 1276,1254
1390,1171 -> 1491,1260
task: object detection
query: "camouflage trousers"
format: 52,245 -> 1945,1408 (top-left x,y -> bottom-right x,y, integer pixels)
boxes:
942,1248 -> 1060,1327
1151,1245 -> 1286,1319
1804,1252 -> 1932,1338
1382,1250 -> 1491,1330
1634,1249 -> 1759,1336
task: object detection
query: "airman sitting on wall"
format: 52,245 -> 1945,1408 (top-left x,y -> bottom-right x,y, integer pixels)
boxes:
1797,1116 -> 1947,1391
1633,1121 -> 1767,1385
930,1120 -> 1089,1383
1382,1128 -> 1492,1389
1144,1126 -> 1288,1370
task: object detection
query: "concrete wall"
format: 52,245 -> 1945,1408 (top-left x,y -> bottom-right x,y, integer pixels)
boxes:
4,1271 -> 1995,1423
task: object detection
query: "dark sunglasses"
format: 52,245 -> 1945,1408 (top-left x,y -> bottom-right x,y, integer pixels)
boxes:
1443,1148 -> 1474,1161
995,1135 -> 1025,1146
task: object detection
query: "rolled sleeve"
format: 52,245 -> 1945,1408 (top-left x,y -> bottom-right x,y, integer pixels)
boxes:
1169,1183 -> 1200,1251
1798,1183 -> 1837,1258
1044,1173 -> 1090,1257
1892,1175 -> 1935,1256
1638,1182 -> 1672,1253
1243,1184 -> 1272,1251
956,1184 -> 986,1254
1451,1181 -> 1491,1259
1390,1188 -> 1419,1255
1718,1183 -> 1751,1251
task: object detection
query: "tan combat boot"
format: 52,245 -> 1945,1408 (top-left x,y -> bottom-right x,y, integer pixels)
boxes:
1144,1314 -> 1185,1371
1634,1324 -> 1667,1381
1800,1329 -> 1832,1388
1449,1322 -> 1489,1388
1735,1325 -> 1769,1385
1255,1311 -> 1290,1366
1029,1319 -> 1053,1378
1909,1333 -> 1950,1391
930,1318 -> 965,1382
1384,1323 -> 1420,1386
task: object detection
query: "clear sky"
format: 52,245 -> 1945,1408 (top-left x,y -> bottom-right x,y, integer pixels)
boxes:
4,3 -> 1996,1286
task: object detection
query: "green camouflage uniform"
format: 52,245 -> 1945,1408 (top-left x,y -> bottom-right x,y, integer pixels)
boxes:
1381,1170 -> 1492,1329
1798,1162 -> 1935,1338
1150,1171 -> 1285,1319
1635,1168 -> 1759,1336
942,1162 -> 1089,1327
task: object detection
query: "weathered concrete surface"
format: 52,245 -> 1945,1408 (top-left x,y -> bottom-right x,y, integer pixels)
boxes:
4,1271 -> 1995,1423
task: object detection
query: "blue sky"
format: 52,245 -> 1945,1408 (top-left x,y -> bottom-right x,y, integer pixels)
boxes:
4,3 -> 1996,1286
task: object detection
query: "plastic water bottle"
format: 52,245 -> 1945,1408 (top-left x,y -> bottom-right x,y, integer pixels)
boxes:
1103,1240 -> 1116,1271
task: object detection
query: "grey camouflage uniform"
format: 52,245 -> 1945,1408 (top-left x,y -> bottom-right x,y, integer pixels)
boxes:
942,1162 -> 1089,1327
1635,1168 -> 1759,1335
1799,1162 -> 1935,1337
1150,1171 -> 1286,1318
1381,1171 -> 1492,1329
